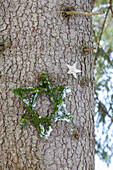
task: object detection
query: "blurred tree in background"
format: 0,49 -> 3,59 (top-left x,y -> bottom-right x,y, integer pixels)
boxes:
93,0 -> 113,166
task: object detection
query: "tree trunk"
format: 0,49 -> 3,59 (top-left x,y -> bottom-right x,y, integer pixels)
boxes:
0,0 -> 95,169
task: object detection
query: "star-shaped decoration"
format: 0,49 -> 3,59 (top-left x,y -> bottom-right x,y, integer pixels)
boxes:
66,62 -> 81,79
13,73 -> 72,138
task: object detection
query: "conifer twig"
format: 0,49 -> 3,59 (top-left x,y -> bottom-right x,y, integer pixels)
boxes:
98,7 -> 110,46
93,29 -> 111,64
99,101 -> 113,122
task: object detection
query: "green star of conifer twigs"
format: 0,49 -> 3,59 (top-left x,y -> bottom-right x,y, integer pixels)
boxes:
13,72 -> 72,138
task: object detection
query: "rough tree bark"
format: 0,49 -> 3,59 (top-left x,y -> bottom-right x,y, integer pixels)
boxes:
0,0 -> 95,169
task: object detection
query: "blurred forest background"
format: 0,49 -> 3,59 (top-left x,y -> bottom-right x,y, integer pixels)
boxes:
93,0 -> 113,166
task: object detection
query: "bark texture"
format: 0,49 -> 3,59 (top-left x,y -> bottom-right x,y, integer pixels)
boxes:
0,0 -> 95,169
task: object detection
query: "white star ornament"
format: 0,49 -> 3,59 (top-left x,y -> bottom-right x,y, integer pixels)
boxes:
66,63 -> 81,79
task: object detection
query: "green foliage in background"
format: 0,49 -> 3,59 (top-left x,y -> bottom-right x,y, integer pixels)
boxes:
93,0 -> 113,166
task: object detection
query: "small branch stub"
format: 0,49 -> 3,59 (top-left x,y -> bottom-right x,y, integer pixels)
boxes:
0,38 -> 12,52
0,43 -> 5,52
63,11 -> 104,16
83,47 -> 96,52
79,42 -> 96,52
61,6 -> 104,18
